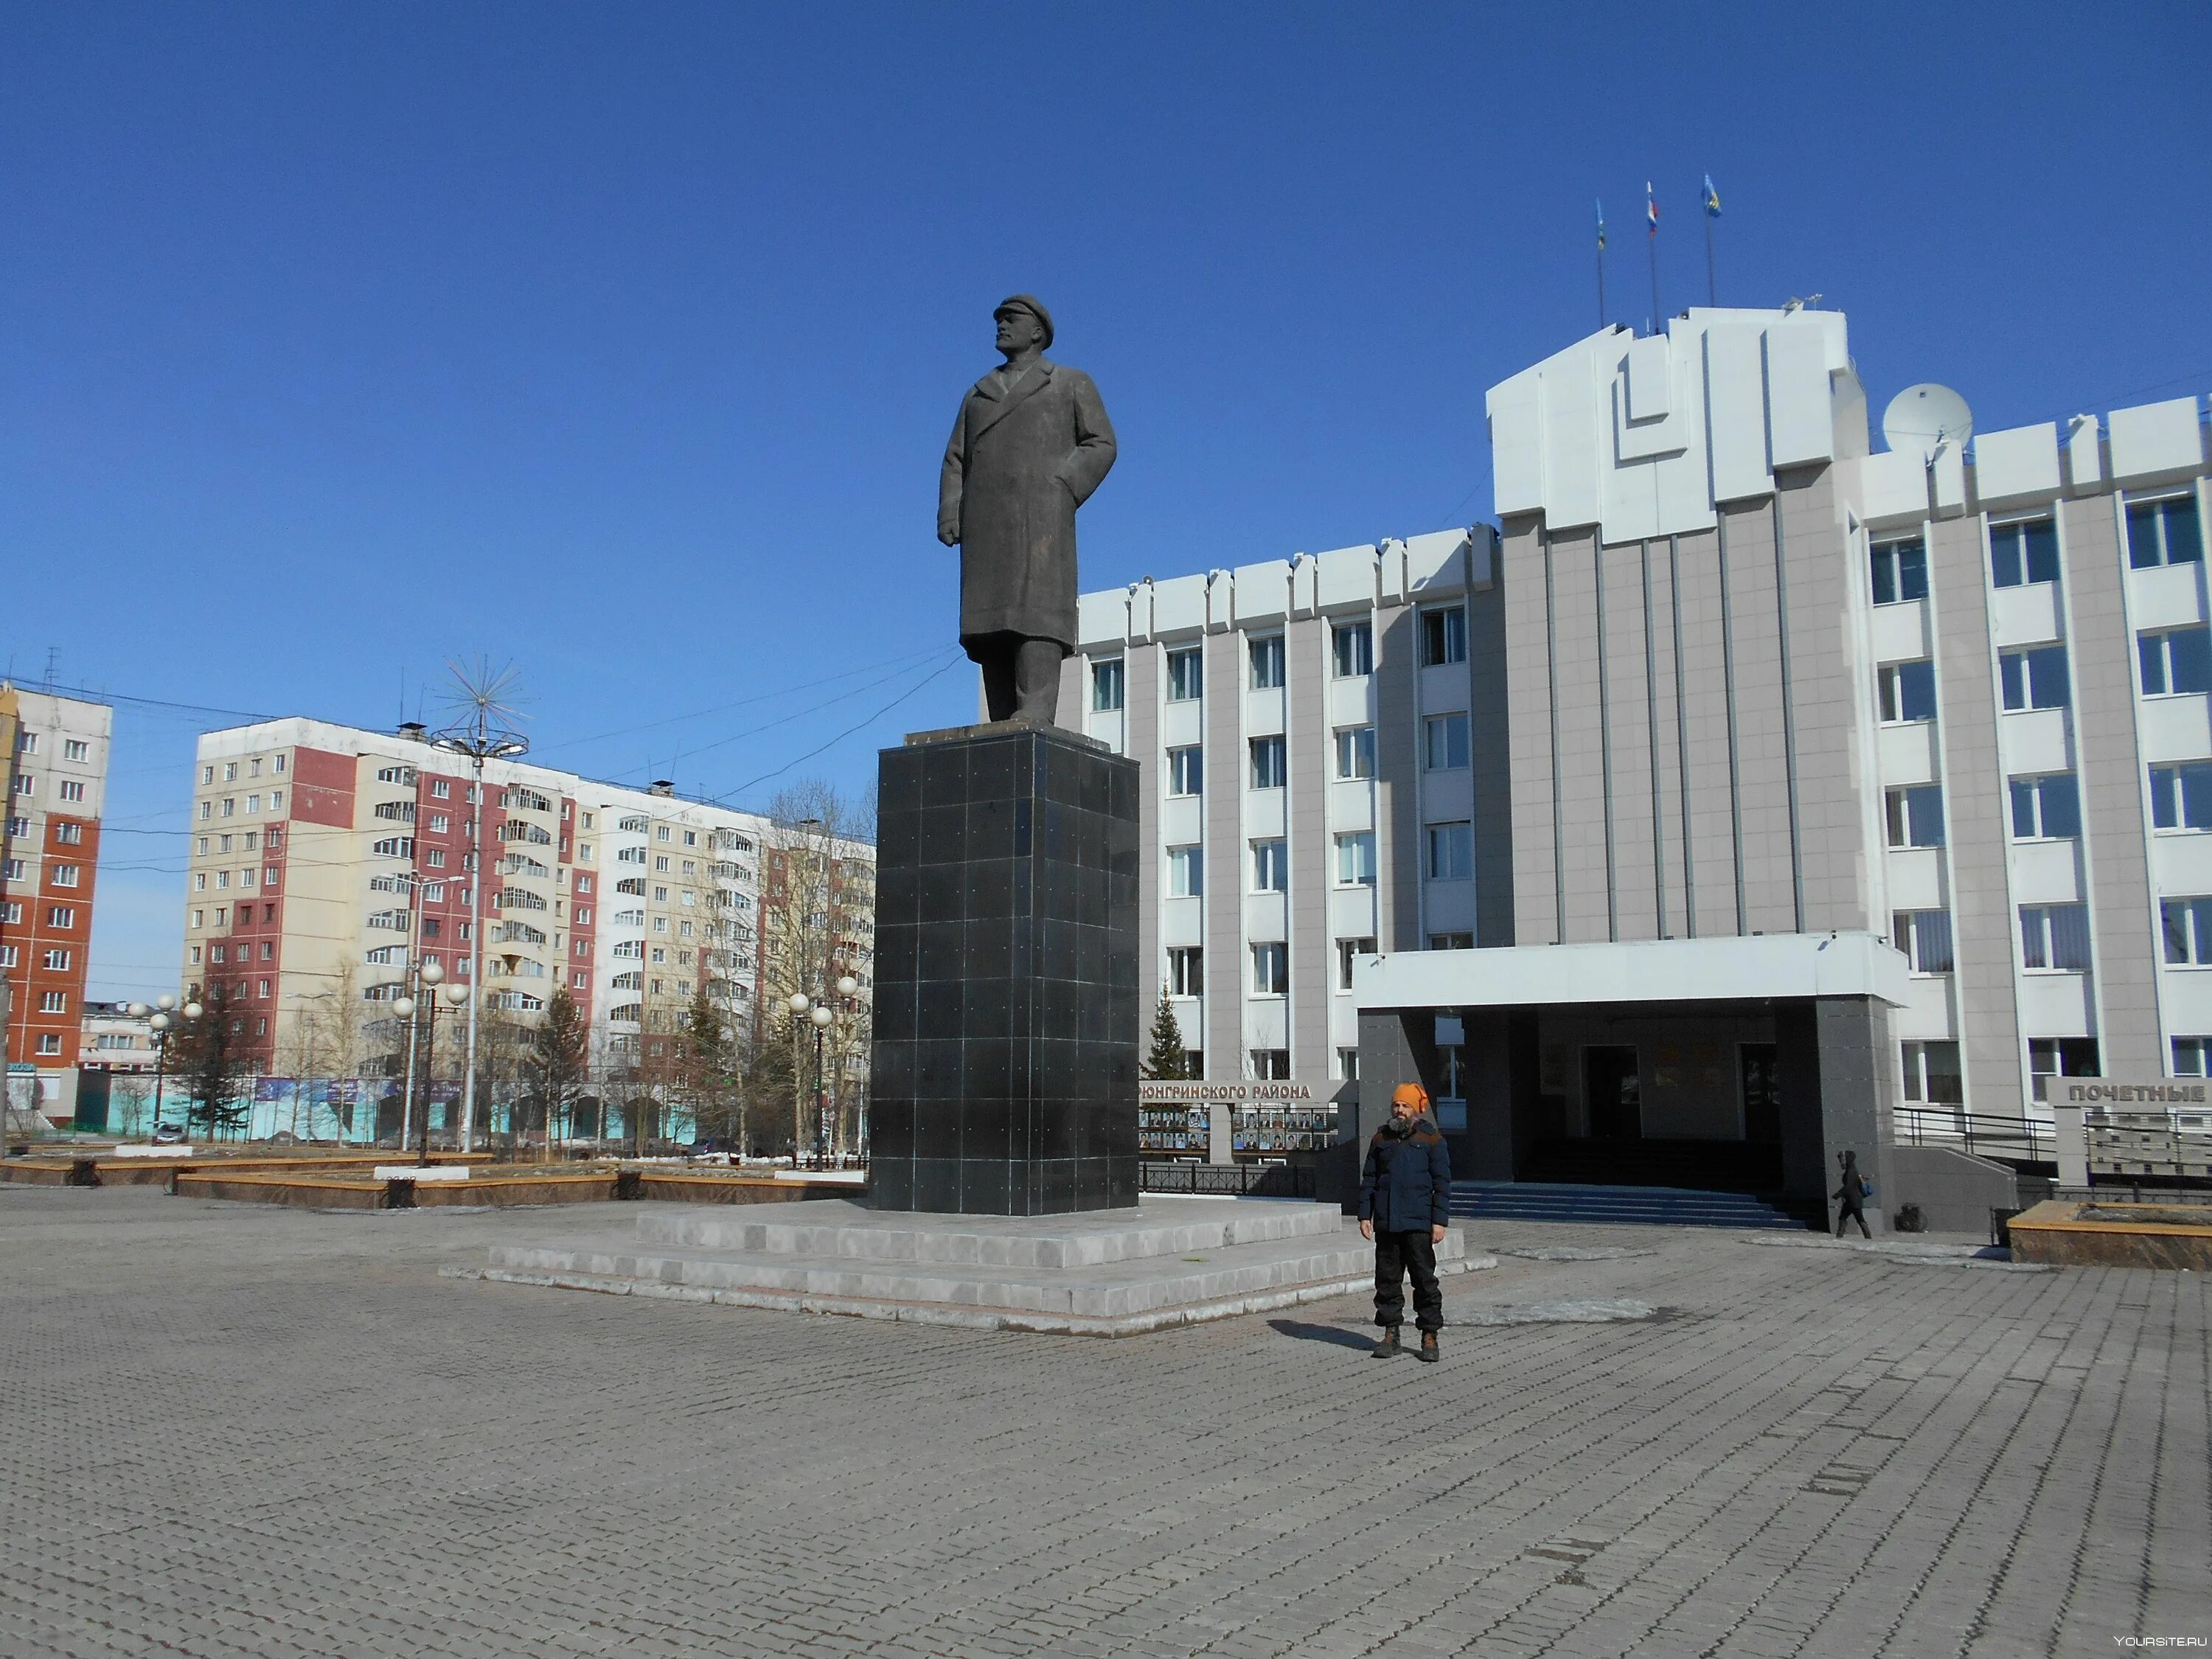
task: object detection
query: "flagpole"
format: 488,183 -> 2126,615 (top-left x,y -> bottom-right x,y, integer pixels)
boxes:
1645,181 -> 1660,335
1702,175 -> 1721,307
1595,200 -> 1607,330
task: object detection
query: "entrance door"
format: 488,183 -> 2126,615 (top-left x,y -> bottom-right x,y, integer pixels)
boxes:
1740,1044 -> 1781,1143
1585,1046 -> 1641,1139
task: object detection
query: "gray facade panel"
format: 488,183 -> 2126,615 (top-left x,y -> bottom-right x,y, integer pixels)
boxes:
1776,469 -> 1869,932
1599,538 -> 1659,939
1673,526 -> 1742,936
1719,501 -> 1797,933
1501,521 -> 1559,943
1468,557 -> 1517,946
1293,611 -> 1343,1081
1548,529 -> 1612,942
2063,494 -> 2164,1075
1204,630 -> 1244,1078
1128,646 -> 1161,1028
1927,512 -> 2026,1114
1374,605 -> 1421,952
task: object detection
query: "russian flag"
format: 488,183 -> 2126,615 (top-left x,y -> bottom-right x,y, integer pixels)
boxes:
1645,182 -> 1658,235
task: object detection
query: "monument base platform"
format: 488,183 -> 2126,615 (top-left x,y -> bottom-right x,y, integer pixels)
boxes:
452,1197 -> 1495,1336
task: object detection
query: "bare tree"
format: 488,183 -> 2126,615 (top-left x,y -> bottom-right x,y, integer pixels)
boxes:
757,782 -> 875,1161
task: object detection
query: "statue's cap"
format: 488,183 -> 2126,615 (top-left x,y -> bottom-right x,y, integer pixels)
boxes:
994,294 -> 1054,349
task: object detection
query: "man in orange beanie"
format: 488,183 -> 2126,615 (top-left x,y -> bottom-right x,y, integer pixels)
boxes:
1357,1081 -> 1453,1362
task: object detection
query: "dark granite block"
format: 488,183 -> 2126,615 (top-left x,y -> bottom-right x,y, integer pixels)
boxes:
959,1159 -> 1009,1215
911,1157 -> 959,1214
871,1158 -> 914,1210
870,724 -> 1139,1215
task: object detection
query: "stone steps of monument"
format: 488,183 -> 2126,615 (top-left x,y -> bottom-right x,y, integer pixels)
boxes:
486,1220 -> 1477,1322
633,1197 -> 1343,1267
1450,1180 -> 1807,1231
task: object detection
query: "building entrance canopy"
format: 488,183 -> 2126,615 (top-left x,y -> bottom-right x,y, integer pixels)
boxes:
1353,931 -> 1911,1014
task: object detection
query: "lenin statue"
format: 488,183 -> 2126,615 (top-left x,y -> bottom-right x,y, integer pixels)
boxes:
937,296 -> 1117,723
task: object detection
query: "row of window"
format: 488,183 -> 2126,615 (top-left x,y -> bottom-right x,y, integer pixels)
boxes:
1893,896 -> 2212,973
1885,761 -> 2212,851
1,860 -> 82,887
1093,610 -> 1472,712
1164,823 -> 1473,897
204,754 -> 287,784
1869,495 -> 2202,609
10,773 -> 90,803
1903,1032 -> 2212,1107
1879,630 -> 2211,726
1161,715 -> 1474,798
195,789 -> 285,821
1161,931 -> 1472,1006
13,732 -> 95,762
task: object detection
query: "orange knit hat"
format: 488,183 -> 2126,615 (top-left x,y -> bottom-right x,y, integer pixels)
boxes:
1390,1082 -> 1430,1111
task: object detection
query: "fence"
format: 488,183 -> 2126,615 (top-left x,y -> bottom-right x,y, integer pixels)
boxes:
1140,1160 -> 1315,1199
1894,1105 -> 2054,1163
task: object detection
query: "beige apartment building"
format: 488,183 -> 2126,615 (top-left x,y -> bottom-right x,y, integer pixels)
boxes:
180,717 -> 791,1133
2,684 -> 114,1127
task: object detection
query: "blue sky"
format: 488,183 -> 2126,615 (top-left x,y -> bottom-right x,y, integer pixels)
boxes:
7,1 -> 2209,1001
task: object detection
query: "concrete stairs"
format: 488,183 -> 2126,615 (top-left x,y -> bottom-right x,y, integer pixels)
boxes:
454,1197 -> 1496,1336
1451,1180 -> 1809,1230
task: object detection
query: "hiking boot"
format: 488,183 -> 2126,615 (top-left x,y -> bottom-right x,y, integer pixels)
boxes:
1370,1326 -> 1402,1358
1418,1330 -> 1440,1364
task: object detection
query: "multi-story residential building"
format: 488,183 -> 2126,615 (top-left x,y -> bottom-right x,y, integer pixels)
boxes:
1070,305 -> 2209,1221
179,717 -> 812,1138
1,684 -> 113,1127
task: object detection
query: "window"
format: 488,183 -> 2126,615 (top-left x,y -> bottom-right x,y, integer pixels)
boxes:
2020,903 -> 2092,971
2000,644 -> 2070,712
41,948 -> 72,971
1901,1040 -> 1963,1105
1335,832 -> 1377,887
46,905 -> 74,929
2151,762 -> 2212,832
1333,725 -> 1376,779
1166,844 -> 1204,897
1883,785 -> 1945,849
39,991 -> 66,1014
1336,936 -> 1375,991
1165,647 -> 1203,701
51,863 -> 79,888
1893,909 -> 1955,973
1251,838 -> 1288,892
1248,636 -> 1284,689
224,762 -> 239,782
13,732 -> 34,755
1337,1047 -> 1360,1082
13,773 -> 31,796
0,902 -> 15,925
1427,821 -> 1472,880
2163,897 -> 2212,965
1428,932 -> 1474,950
1332,620 -> 1372,678
36,1034 -> 60,1056
274,754 -> 285,773
1166,745 -> 1203,796
1249,1046 -> 1290,1079
2140,627 -> 2212,696
198,801 -> 211,821
1248,736 -> 1287,789
1168,946 -> 1203,997
2028,1037 -> 2100,1101
200,762 -> 212,783
1421,606 -> 1467,665
1871,539 -> 1928,605
58,779 -> 85,803
1251,942 -> 1288,995
2,858 -> 21,881
1989,519 -> 2059,588
2008,773 -> 2081,840
2173,1037 -> 2212,1077
431,778 -> 451,799
372,836 -> 414,859
2126,495 -> 2204,569
1878,660 -> 1938,723
0,945 -> 13,967
53,821 -> 81,845
1424,713 -> 1470,771
654,855 -> 670,872
63,739 -> 88,762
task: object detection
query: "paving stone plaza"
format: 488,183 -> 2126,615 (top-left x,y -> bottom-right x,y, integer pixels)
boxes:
3,1186 -> 2205,1658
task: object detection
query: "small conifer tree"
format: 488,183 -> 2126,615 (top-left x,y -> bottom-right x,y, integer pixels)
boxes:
1141,988 -> 1193,1081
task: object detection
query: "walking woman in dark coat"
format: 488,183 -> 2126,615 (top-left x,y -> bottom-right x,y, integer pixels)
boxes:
1833,1150 -> 1872,1239
1359,1082 -> 1453,1363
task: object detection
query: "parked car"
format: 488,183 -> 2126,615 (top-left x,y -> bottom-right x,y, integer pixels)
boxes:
150,1124 -> 187,1145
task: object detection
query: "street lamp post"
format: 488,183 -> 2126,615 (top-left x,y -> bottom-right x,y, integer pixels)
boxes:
413,957 -> 445,1163
430,669 -> 529,1158
137,995 -> 203,1137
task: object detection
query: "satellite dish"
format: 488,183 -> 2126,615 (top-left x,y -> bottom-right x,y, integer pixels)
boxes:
1882,383 -> 1974,462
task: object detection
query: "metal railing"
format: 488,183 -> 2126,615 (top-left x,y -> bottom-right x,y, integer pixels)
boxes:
1894,1105 -> 2054,1162
1141,1160 -> 1315,1199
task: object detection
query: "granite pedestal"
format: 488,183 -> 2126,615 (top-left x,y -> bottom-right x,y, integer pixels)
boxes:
868,720 -> 1141,1214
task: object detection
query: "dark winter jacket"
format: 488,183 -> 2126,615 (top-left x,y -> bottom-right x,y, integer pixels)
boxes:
1358,1114 -> 1453,1233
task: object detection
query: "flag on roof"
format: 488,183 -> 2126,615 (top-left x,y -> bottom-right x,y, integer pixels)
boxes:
1703,174 -> 1722,218
1645,182 -> 1658,234
1596,199 -> 1607,250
